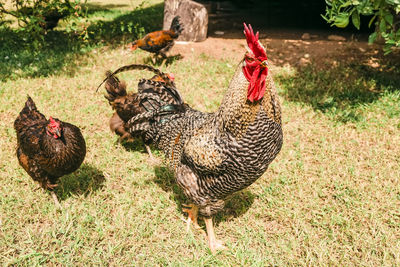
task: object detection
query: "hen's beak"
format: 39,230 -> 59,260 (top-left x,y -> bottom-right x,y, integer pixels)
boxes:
55,129 -> 61,138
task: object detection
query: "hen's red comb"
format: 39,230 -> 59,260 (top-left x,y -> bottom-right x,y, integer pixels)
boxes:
49,116 -> 60,127
243,23 -> 267,60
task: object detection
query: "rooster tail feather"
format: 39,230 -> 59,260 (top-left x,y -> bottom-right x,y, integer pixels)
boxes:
170,16 -> 183,34
96,64 -> 172,92
104,71 -> 128,104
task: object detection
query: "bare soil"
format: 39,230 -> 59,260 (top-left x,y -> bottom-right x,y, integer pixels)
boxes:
171,30 -> 399,71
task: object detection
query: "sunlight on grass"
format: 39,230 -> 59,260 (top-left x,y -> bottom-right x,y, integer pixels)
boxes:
0,1 -> 400,265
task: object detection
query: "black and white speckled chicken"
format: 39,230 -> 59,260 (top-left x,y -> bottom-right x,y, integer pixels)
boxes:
126,24 -> 283,253
14,96 -> 86,208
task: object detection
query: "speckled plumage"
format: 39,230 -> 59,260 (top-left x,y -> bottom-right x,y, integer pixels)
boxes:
128,56 -> 283,217
14,96 -> 86,190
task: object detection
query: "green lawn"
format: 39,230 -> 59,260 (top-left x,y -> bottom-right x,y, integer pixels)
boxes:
0,0 -> 400,265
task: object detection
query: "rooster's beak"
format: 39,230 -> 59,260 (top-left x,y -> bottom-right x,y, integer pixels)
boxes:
260,60 -> 269,68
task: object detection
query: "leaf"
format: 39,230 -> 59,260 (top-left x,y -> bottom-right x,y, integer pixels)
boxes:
384,13 -> 393,25
379,19 -> 386,32
385,0 -> 400,5
368,32 -> 377,43
368,14 -> 377,28
351,10 -> 361,29
334,13 -> 350,28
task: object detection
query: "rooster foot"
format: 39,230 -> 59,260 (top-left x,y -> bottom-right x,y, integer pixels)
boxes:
182,204 -> 202,232
145,145 -> 160,165
209,239 -> 227,254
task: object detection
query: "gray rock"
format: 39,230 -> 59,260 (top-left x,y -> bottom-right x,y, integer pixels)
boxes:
164,0 -> 208,42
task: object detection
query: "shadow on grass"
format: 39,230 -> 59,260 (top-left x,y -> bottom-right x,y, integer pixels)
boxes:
119,137 -> 145,152
0,3 -> 163,81
55,163 -> 105,201
276,51 -> 400,123
152,165 -> 255,225
143,54 -> 184,67
83,3 -> 129,14
118,137 -> 158,158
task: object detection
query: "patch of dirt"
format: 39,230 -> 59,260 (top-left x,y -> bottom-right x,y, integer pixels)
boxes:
171,30 -> 399,71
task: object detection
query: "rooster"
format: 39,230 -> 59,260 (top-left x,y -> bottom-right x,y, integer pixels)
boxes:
124,24 -> 283,253
14,96 -> 86,208
129,16 -> 183,63
98,64 -> 179,158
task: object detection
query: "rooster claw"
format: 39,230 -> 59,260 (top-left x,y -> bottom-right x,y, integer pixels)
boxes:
209,239 -> 227,254
182,204 -> 202,232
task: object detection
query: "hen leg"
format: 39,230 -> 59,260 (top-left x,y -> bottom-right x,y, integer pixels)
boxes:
182,204 -> 201,232
204,217 -> 226,254
50,191 -> 62,210
46,183 -> 61,210
151,55 -> 156,65
160,53 -> 167,67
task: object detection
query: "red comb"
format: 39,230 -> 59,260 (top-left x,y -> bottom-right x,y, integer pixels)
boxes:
243,23 -> 267,60
49,116 -> 60,127
242,23 -> 268,102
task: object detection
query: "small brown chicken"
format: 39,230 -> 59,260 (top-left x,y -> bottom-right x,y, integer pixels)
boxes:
129,16 -> 183,62
14,96 -> 86,208
108,72 -> 175,144
98,64 -> 178,158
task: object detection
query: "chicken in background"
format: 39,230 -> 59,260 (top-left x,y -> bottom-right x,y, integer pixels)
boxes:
129,16 -> 184,64
98,64 -> 178,159
126,24 -> 283,253
14,96 -> 86,208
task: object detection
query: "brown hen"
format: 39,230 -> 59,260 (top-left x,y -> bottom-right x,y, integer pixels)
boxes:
14,96 -> 86,208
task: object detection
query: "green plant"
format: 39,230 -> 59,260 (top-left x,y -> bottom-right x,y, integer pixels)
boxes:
0,0 -> 85,41
323,0 -> 400,54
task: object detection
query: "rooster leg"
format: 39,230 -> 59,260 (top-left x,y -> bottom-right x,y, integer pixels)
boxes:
145,144 -> 154,160
182,204 -> 201,232
50,191 -> 62,210
204,217 -> 226,254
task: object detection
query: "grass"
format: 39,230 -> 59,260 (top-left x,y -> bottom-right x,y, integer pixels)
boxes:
1,0 -> 400,265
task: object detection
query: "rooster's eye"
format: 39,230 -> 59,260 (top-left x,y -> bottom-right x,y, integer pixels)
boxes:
245,56 -> 254,62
